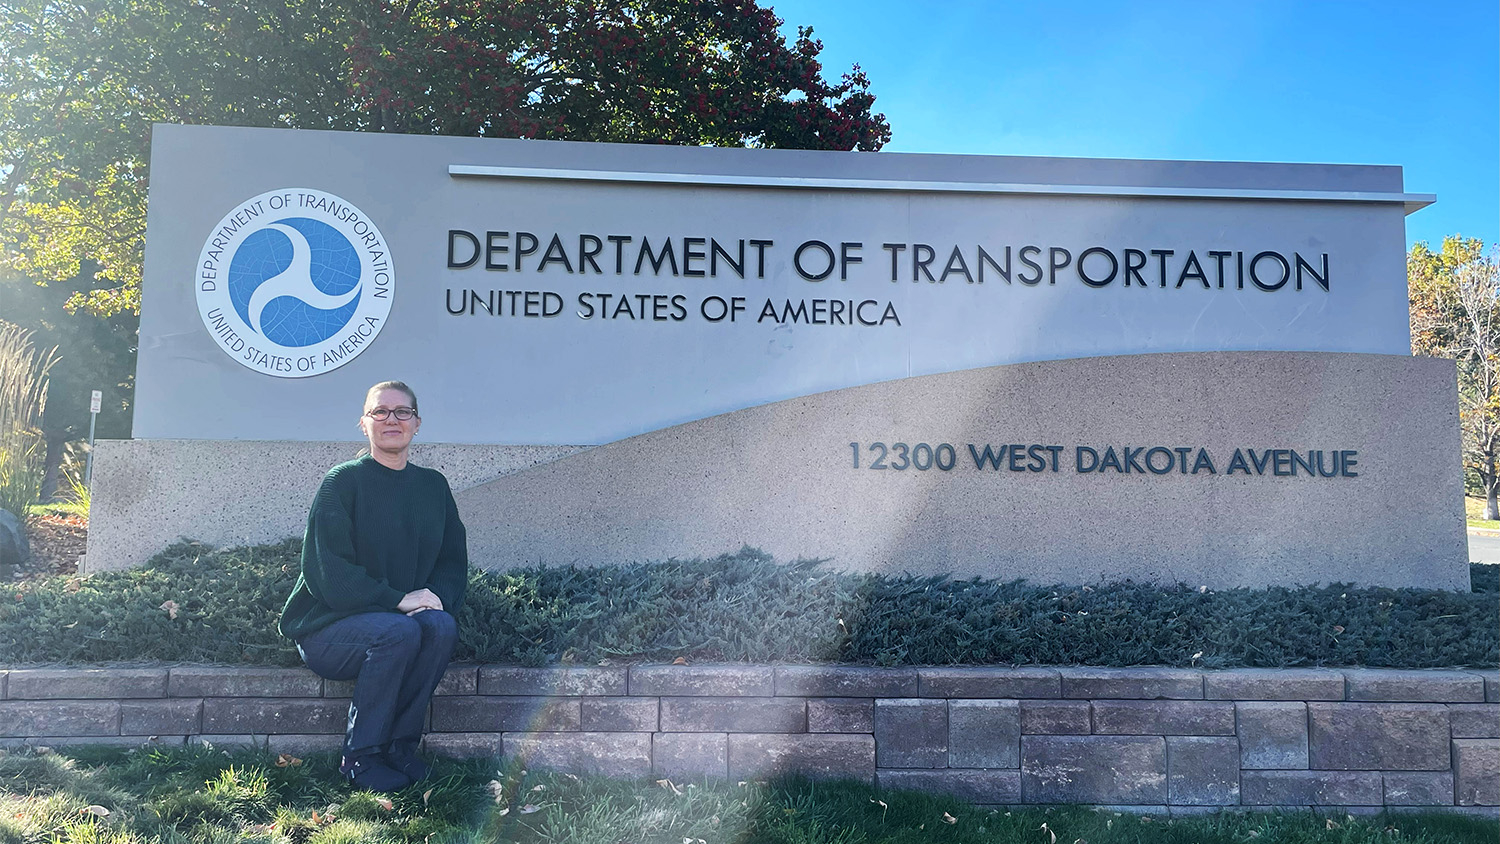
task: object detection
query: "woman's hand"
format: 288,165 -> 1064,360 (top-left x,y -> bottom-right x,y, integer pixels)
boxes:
397,588 -> 443,616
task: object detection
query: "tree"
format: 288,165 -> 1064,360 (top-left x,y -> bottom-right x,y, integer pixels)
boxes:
1409,236 -> 1500,518
0,268 -> 137,499
0,0 -> 890,319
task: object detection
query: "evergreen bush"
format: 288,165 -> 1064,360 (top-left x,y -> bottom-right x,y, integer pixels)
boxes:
0,541 -> 1493,668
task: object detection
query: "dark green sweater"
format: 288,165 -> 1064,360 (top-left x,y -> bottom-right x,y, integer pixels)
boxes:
278,455 -> 469,640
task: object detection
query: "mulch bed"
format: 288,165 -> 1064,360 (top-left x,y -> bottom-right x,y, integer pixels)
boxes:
22,513 -> 85,577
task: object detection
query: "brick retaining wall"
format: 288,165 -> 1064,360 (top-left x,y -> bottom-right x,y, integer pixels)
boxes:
0,665 -> 1495,813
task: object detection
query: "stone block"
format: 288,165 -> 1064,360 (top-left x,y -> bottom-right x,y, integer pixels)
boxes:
1167,737 -> 1239,806
430,696 -> 580,732
1482,672 -> 1498,703
1449,704 -> 1500,738
949,700 -> 1020,768
1092,700 -> 1234,736
1454,739 -> 1500,807
1308,703 -> 1449,771
877,769 -> 1021,803
435,664 -> 479,696
917,667 -> 1060,699
169,667 -> 321,698
1384,772 -> 1455,806
629,665 -> 773,697
653,733 -> 727,779
1020,700 -> 1091,735
660,697 -> 805,733
321,680 -> 355,699
581,697 -> 658,732
334,665 -> 478,697
479,666 -> 626,696
1058,668 -> 1202,700
808,699 -> 873,733
194,735 -> 266,748
0,701 -> 119,737
22,735 -> 185,749
1240,771 -> 1382,806
873,699 -> 946,768
1345,669 -> 1484,703
1203,669 -> 1344,701
504,732 -> 653,778
268,734 -> 345,754
775,666 -> 917,698
1020,736 -> 1167,805
6,668 -> 168,700
424,732 -> 504,759
200,699 -> 346,734
1236,702 -> 1308,770
120,699 -> 202,735
727,733 -> 874,782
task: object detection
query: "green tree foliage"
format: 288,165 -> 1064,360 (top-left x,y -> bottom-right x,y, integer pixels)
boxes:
0,320 -> 57,515
0,268 -> 137,498
0,0 -> 890,318
1409,236 -> 1500,517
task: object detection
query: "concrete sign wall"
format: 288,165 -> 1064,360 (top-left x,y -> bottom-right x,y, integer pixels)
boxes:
135,125 -> 1428,446
96,125 -> 1464,588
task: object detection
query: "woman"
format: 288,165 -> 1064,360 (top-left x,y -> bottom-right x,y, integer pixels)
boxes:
278,380 -> 468,792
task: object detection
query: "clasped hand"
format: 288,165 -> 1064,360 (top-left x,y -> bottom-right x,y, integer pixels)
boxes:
397,588 -> 443,616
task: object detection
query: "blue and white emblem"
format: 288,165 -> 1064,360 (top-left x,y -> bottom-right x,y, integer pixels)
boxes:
196,188 -> 394,377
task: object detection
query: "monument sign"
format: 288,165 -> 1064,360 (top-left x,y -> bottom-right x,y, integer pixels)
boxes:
89,123 -> 1464,589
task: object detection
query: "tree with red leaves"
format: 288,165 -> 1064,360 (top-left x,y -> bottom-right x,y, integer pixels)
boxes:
346,0 -> 889,150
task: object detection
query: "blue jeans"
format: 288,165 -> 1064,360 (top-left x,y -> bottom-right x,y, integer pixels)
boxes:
296,610 -> 457,761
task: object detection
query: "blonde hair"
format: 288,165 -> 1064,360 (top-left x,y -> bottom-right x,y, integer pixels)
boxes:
364,380 -> 418,415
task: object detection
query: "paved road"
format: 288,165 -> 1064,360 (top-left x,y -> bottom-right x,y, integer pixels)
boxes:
1467,531 -> 1500,563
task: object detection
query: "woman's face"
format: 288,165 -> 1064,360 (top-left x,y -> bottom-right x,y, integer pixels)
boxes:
359,388 -> 421,453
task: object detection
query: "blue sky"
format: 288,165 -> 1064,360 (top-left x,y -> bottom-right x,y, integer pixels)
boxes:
772,0 -> 1498,250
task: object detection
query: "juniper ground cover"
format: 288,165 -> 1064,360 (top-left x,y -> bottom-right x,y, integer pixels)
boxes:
0,542 -> 1493,668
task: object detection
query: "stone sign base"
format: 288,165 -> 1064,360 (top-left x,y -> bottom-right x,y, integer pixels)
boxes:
89,352 -> 1465,589
0,665 -> 1495,813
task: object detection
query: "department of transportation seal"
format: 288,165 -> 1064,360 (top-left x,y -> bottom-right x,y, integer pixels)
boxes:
195,188 -> 394,378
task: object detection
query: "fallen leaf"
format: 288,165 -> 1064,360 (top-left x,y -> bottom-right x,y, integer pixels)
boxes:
1333,625 -> 1345,634
497,807 -> 510,817
82,805 -> 110,817
942,812 -> 957,824
376,798 -> 394,812
1326,819 -> 1339,830
1040,822 -> 1057,844
275,753 -> 302,768
530,784 -> 545,793
1191,651 -> 1203,660
159,600 -> 179,620
422,789 -> 433,807
519,804 -> 541,814
672,657 -> 689,666
485,780 -> 505,802
63,621 -> 77,628
310,811 -> 321,825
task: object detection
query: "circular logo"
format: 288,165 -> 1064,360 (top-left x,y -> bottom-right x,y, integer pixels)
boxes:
196,188 -> 394,378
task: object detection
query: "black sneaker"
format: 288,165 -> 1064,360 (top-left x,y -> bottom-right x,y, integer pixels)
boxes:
340,755 -> 411,792
384,747 -> 430,782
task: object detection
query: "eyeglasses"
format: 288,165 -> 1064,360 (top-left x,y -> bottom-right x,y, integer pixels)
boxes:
366,407 -> 418,421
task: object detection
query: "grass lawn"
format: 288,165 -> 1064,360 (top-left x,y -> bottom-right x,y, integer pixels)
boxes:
0,745 -> 1493,844
1465,496 -> 1500,530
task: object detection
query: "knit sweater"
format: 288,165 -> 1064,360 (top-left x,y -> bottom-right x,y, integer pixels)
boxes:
278,455 -> 469,640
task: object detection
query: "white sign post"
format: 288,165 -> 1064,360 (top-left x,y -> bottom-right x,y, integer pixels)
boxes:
86,389 -> 101,488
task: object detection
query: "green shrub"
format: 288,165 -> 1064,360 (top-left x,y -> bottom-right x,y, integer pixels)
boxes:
0,542 -> 1494,668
